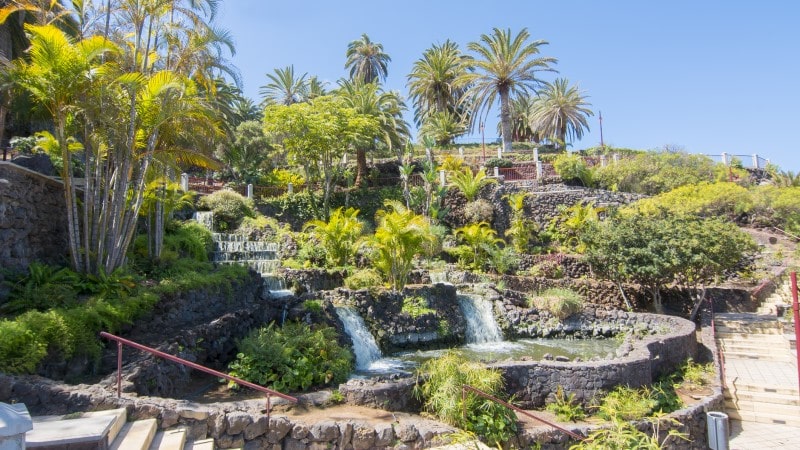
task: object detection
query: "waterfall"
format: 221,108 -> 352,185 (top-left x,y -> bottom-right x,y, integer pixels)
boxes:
429,271 -> 449,284
193,211 -> 214,230
335,306 -> 382,370
458,294 -> 503,344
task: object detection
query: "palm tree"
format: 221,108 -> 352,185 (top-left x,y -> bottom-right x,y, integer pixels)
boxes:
449,166 -> 496,202
502,94 -> 538,142
459,27 -> 557,152
259,65 -> 308,106
307,75 -> 328,99
529,78 -> 593,151
303,207 -> 364,268
345,33 -> 390,84
337,79 -> 410,187
419,110 -> 466,147
406,39 -> 470,126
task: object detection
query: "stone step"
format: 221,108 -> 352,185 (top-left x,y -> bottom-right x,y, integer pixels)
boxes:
715,335 -> 790,348
727,409 -> 800,426
725,389 -> 800,406
111,419 -> 157,450
27,408 -> 127,449
715,325 -> 784,335
721,350 -> 792,362
185,438 -> 215,450
149,428 -> 188,450
718,342 -> 792,355
728,381 -> 800,397
725,398 -> 800,417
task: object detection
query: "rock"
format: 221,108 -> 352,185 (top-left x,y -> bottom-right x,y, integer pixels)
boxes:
11,153 -> 56,176
308,420 -> 339,442
226,411 -> 252,435
160,408 -> 179,428
266,416 -> 293,443
338,421 -> 353,447
351,422 -> 376,450
374,423 -> 394,447
178,405 -> 211,421
395,422 -> 419,443
208,412 -> 226,438
290,423 -> 309,439
281,437 -> 307,450
244,415 -> 268,440
555,356 -> 570,362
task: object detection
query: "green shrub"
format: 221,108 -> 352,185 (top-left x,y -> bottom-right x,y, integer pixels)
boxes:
598,385 -> 658,421
592,151 -> 718,195
0,320 -> 47,374
629,182 -> 752,221
302,299 -> 323,313
483,158 -> 513,169
679,358 -> 714,389
553,153 -> 592,186
546,386 -> 586,422
530,288 -> 584,319
402,296 -> 436,318
198,189 -> 255,231
1,263 -> 81,315
303,207 -> 364,268
228,322 -> 353,392
415,352 -> 517,447
344,268 -> 383,290
570,415 -> 688,449
463,199 -> 495,224
529,260 -> 564,279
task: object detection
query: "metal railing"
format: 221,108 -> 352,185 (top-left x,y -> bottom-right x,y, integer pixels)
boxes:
709,296 -> 726,389
100,332 -> 297,416
461,384 -> 584,442
791,272 -> 800,400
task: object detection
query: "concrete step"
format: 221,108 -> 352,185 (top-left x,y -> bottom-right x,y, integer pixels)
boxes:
715,325 -> 784,336
725,399 -> 800,417
728,381 -> 800,397
185,438 -> 215,450
149,428 -> 188,450
727,409 -> 800,426
27,408 -> 127,449
718,342 -> 792,355
725,389 -> 800,407
720,350 -> 793,362
111,418 -> 157,450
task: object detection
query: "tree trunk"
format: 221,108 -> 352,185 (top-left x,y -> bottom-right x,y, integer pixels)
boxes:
498,85 -> 513,152
354,147 -> 367,187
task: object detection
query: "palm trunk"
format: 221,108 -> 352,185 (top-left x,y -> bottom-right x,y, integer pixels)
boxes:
498,85 -> 513,152
56,117 -> 83,271
354,147 -> 367,187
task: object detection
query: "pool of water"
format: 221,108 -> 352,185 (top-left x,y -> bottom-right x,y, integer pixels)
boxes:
354,337 -> 620,377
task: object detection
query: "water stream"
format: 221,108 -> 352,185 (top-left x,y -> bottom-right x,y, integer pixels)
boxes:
335,306 -> 383,371
457,293 -> 504,344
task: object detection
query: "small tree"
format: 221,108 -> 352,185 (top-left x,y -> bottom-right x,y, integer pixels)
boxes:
449,166 -> 496,202
504,191 -> 536,253
451,222 -> 504,271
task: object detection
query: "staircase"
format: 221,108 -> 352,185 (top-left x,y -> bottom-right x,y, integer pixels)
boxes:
715,276 -> 800,426
25,408 -> 216,450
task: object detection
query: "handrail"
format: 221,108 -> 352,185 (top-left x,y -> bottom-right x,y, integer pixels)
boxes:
710,296 -> 726,388
100,332 -> 297,415
461,384 -> 584,441
772,226 -> 800,242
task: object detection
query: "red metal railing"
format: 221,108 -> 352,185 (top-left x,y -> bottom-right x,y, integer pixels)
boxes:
709,296 -> 726,388
461,384 -> 584,442
100,332 -> 297,416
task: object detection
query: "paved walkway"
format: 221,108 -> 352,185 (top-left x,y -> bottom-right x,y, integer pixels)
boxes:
729,419 -> 800,449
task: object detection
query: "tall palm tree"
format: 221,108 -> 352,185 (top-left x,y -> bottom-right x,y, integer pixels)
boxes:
501,94 -> 538,142
459,27 -> 557,152
529,78 -> 593,151
406,39 -> 470,126
259,65 -> 308,106
419,110 -> 466,147
345,33 -> 390,84
337,79 -> 410,187
307,75 -> 328,99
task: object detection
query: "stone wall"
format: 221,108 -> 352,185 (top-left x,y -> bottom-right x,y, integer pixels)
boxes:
0,162 -> 69,297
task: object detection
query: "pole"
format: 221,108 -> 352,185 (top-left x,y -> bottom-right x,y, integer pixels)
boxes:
791,272 -> 800,399
599,111 -> 604,149
480,122 -> 486,163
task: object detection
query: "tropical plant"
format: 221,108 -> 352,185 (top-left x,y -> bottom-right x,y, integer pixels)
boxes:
570,414 -> 688,450
553,153 -> 592,186
344,268 -> 383,290
504,191 -> 536,253
406,39 -> 470,126
139,179 -> 196,259
228,322 -> 353,392
547,203 -> 604,253
345,33 -> 390,84
197,189 -> 255,231
449,167 -> 496,202
419,110 -> 467,147
546,386 -> 586,422
367,200 -> 437,290
451,222 -> 504,271
591,151 -> 718,195
216,120 -> 275,183
259,65 -> 308,106
530,288 -> 584,319
459,27 -> 557,152
529,78 -> 593,150
303,207 -> 364,268
414,351 -> 517,446
504,94 -> 538,142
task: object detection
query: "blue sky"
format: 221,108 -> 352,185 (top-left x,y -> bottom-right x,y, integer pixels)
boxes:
216,0 -> 799,171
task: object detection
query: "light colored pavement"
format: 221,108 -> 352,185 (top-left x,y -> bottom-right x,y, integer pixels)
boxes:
730,419 -> 800,449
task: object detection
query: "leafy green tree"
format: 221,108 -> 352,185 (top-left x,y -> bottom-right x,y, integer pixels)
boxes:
504,94 -> 537,142
336,79 -> 410,187
263,95 -> 379,217
553,153 -> 592,186
406,39 -> 470,126
367,200 -> 436,290
345,33 -> 390,84
529,78 -> 593,150
303,207 -> 364,268
452,222 -> 504,271
630,182 -> 752,221
592,151 -> 719,195
217,120 -> 274,183
547,203 -> 604,254
419,110 -> 466,147
459,27 -> 557,152
259,65 -> 308,106
449,166 -> 496,202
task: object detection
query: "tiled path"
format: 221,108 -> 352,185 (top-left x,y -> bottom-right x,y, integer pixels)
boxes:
730,419 -> 800,449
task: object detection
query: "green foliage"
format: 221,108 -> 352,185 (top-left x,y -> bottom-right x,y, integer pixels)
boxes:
751,185 -> 800,234
302,300 -> 323,314
546,203 -> 603,254
598,385 -> 658,421
218,120 -> 274,183
553,153 -> 592,186
367,201 -> 437,290
228,322 -> 354,392
484,245 -> 519,275
401,296 -> 436,318
303,207 -> 364,268
198,189 -> 255,231
504,191 -> 537,253
344,268 -> 384,290
131,221 -> 212,277
592,151 -> 718,195
414,351 -> 517,446
570,414 -> 688,450
546,386 -> 586,422
264,168 -> 305,188
451,222 -> 504,271
0,320 -> 48,374
530,288 -> 584,319
260,191 -> 323,228
1,263 -> 80,314
483,157 -> 513,168
449,167 -> 496,202
630,182 -> 752,221
679,358 -> 714,390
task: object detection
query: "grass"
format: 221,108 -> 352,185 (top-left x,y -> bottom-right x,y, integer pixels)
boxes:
530,288 -> 584,319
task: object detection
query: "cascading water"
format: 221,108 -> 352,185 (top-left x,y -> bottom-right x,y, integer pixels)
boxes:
429,271 -> 449,284
193,211 -> 214,230
457,294 -> 504,344
335,306 -> 382,371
